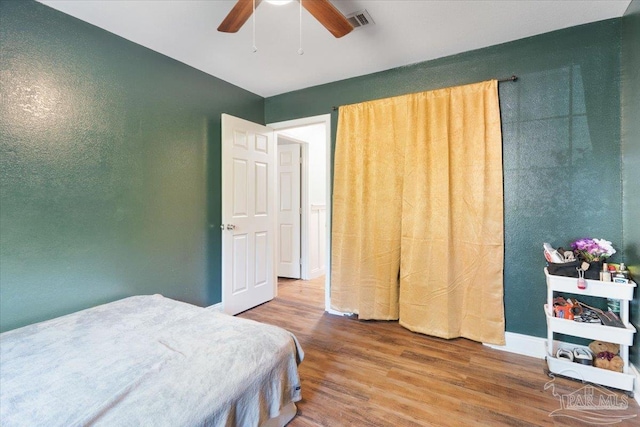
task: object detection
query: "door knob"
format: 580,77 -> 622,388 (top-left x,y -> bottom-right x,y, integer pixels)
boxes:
226,224 -> 236,230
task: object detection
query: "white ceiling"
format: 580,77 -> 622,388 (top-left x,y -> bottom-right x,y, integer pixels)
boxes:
38,0 -> 631,97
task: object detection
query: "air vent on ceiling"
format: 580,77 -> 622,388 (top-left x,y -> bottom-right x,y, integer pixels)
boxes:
346,9 -> 374,29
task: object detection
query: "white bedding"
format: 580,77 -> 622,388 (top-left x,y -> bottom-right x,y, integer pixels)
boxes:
0,295 -> 303,426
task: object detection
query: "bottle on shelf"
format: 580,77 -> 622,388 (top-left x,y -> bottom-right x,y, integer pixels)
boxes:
607,298 -> 621,316
600,263 -> 612,282
617,262 -> 629,279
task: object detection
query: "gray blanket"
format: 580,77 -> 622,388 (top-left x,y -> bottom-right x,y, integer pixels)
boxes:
0,295 -> 303,426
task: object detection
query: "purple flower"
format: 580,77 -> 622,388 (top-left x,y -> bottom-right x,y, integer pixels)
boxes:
570,238 -> 616,262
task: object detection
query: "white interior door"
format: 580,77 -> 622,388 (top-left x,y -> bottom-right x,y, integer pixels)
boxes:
221,114 -> 276,315
277,143 -> 301,279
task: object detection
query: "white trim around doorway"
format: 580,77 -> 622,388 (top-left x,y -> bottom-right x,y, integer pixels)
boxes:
267,114 -> 334,313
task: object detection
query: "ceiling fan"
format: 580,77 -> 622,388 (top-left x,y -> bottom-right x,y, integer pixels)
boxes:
218,0 -> 354,38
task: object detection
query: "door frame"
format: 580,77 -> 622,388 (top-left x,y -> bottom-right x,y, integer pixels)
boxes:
268,114 -> 334,313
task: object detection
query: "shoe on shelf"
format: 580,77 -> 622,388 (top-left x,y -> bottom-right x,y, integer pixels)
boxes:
573,348 -> 593,365
556,348 -> 574,362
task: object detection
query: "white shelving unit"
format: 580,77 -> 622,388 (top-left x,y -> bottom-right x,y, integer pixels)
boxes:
544,268 -> 637,393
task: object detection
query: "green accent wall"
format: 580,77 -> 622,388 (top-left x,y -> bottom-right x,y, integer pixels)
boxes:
266,20 -> 623,339
622,0 -> 640,368
1,0 -> 634,353
0,0 -> 264,332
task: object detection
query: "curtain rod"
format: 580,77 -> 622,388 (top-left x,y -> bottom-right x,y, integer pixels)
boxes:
331,75 -> 518,111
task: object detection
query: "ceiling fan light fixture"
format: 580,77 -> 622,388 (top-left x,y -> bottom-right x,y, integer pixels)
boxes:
218,0 -> 353,38
265,0 -> 293,5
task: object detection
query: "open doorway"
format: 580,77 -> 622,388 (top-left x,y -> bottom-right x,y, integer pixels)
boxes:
276,137 -> 302,280
269,114 -> 332,312
276,131 -> 326,281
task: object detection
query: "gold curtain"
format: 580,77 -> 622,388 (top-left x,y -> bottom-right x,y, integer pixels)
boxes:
330,98 -> 406,319
331,80 -> 505,345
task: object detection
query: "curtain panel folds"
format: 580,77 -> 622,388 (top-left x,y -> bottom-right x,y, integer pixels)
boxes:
331,80 -> 505,345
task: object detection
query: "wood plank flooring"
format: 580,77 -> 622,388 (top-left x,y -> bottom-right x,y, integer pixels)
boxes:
239,277 -> 640,426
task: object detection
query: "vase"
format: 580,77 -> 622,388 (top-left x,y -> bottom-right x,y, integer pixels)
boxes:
583,260 -> 603,280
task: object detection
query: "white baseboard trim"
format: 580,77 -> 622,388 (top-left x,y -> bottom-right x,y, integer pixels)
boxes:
484,332 -> 547,359
485,332 -> 640,401
309,267 -> 325,279
631,363 -> 640,405
206,303 -> 223,312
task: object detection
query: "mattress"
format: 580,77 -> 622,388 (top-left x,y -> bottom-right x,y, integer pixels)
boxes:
0,294 -> 303,426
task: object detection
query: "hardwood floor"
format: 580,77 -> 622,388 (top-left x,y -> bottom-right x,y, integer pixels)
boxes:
239,277 -> 640,426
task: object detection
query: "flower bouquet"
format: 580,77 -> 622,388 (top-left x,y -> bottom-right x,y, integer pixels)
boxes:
571,238 -> 616,262
569,238 -> 616,279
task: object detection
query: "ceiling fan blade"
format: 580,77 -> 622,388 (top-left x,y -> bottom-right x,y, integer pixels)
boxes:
301,0 -> 353,38
218,0 -> 263,33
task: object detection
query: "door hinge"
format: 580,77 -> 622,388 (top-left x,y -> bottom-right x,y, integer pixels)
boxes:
299,259 -> 303,266
299,157 -> 303,164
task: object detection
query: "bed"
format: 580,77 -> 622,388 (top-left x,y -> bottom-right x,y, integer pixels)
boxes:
0,294 -> 303,426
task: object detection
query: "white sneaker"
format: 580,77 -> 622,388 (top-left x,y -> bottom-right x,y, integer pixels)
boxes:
556,348 -> 574,362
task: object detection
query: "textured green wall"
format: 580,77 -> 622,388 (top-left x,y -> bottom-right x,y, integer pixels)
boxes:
622,0 -> 640,368
266,20 -> 623,338
0,0 -> 630,344
0,0 -> 264,332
